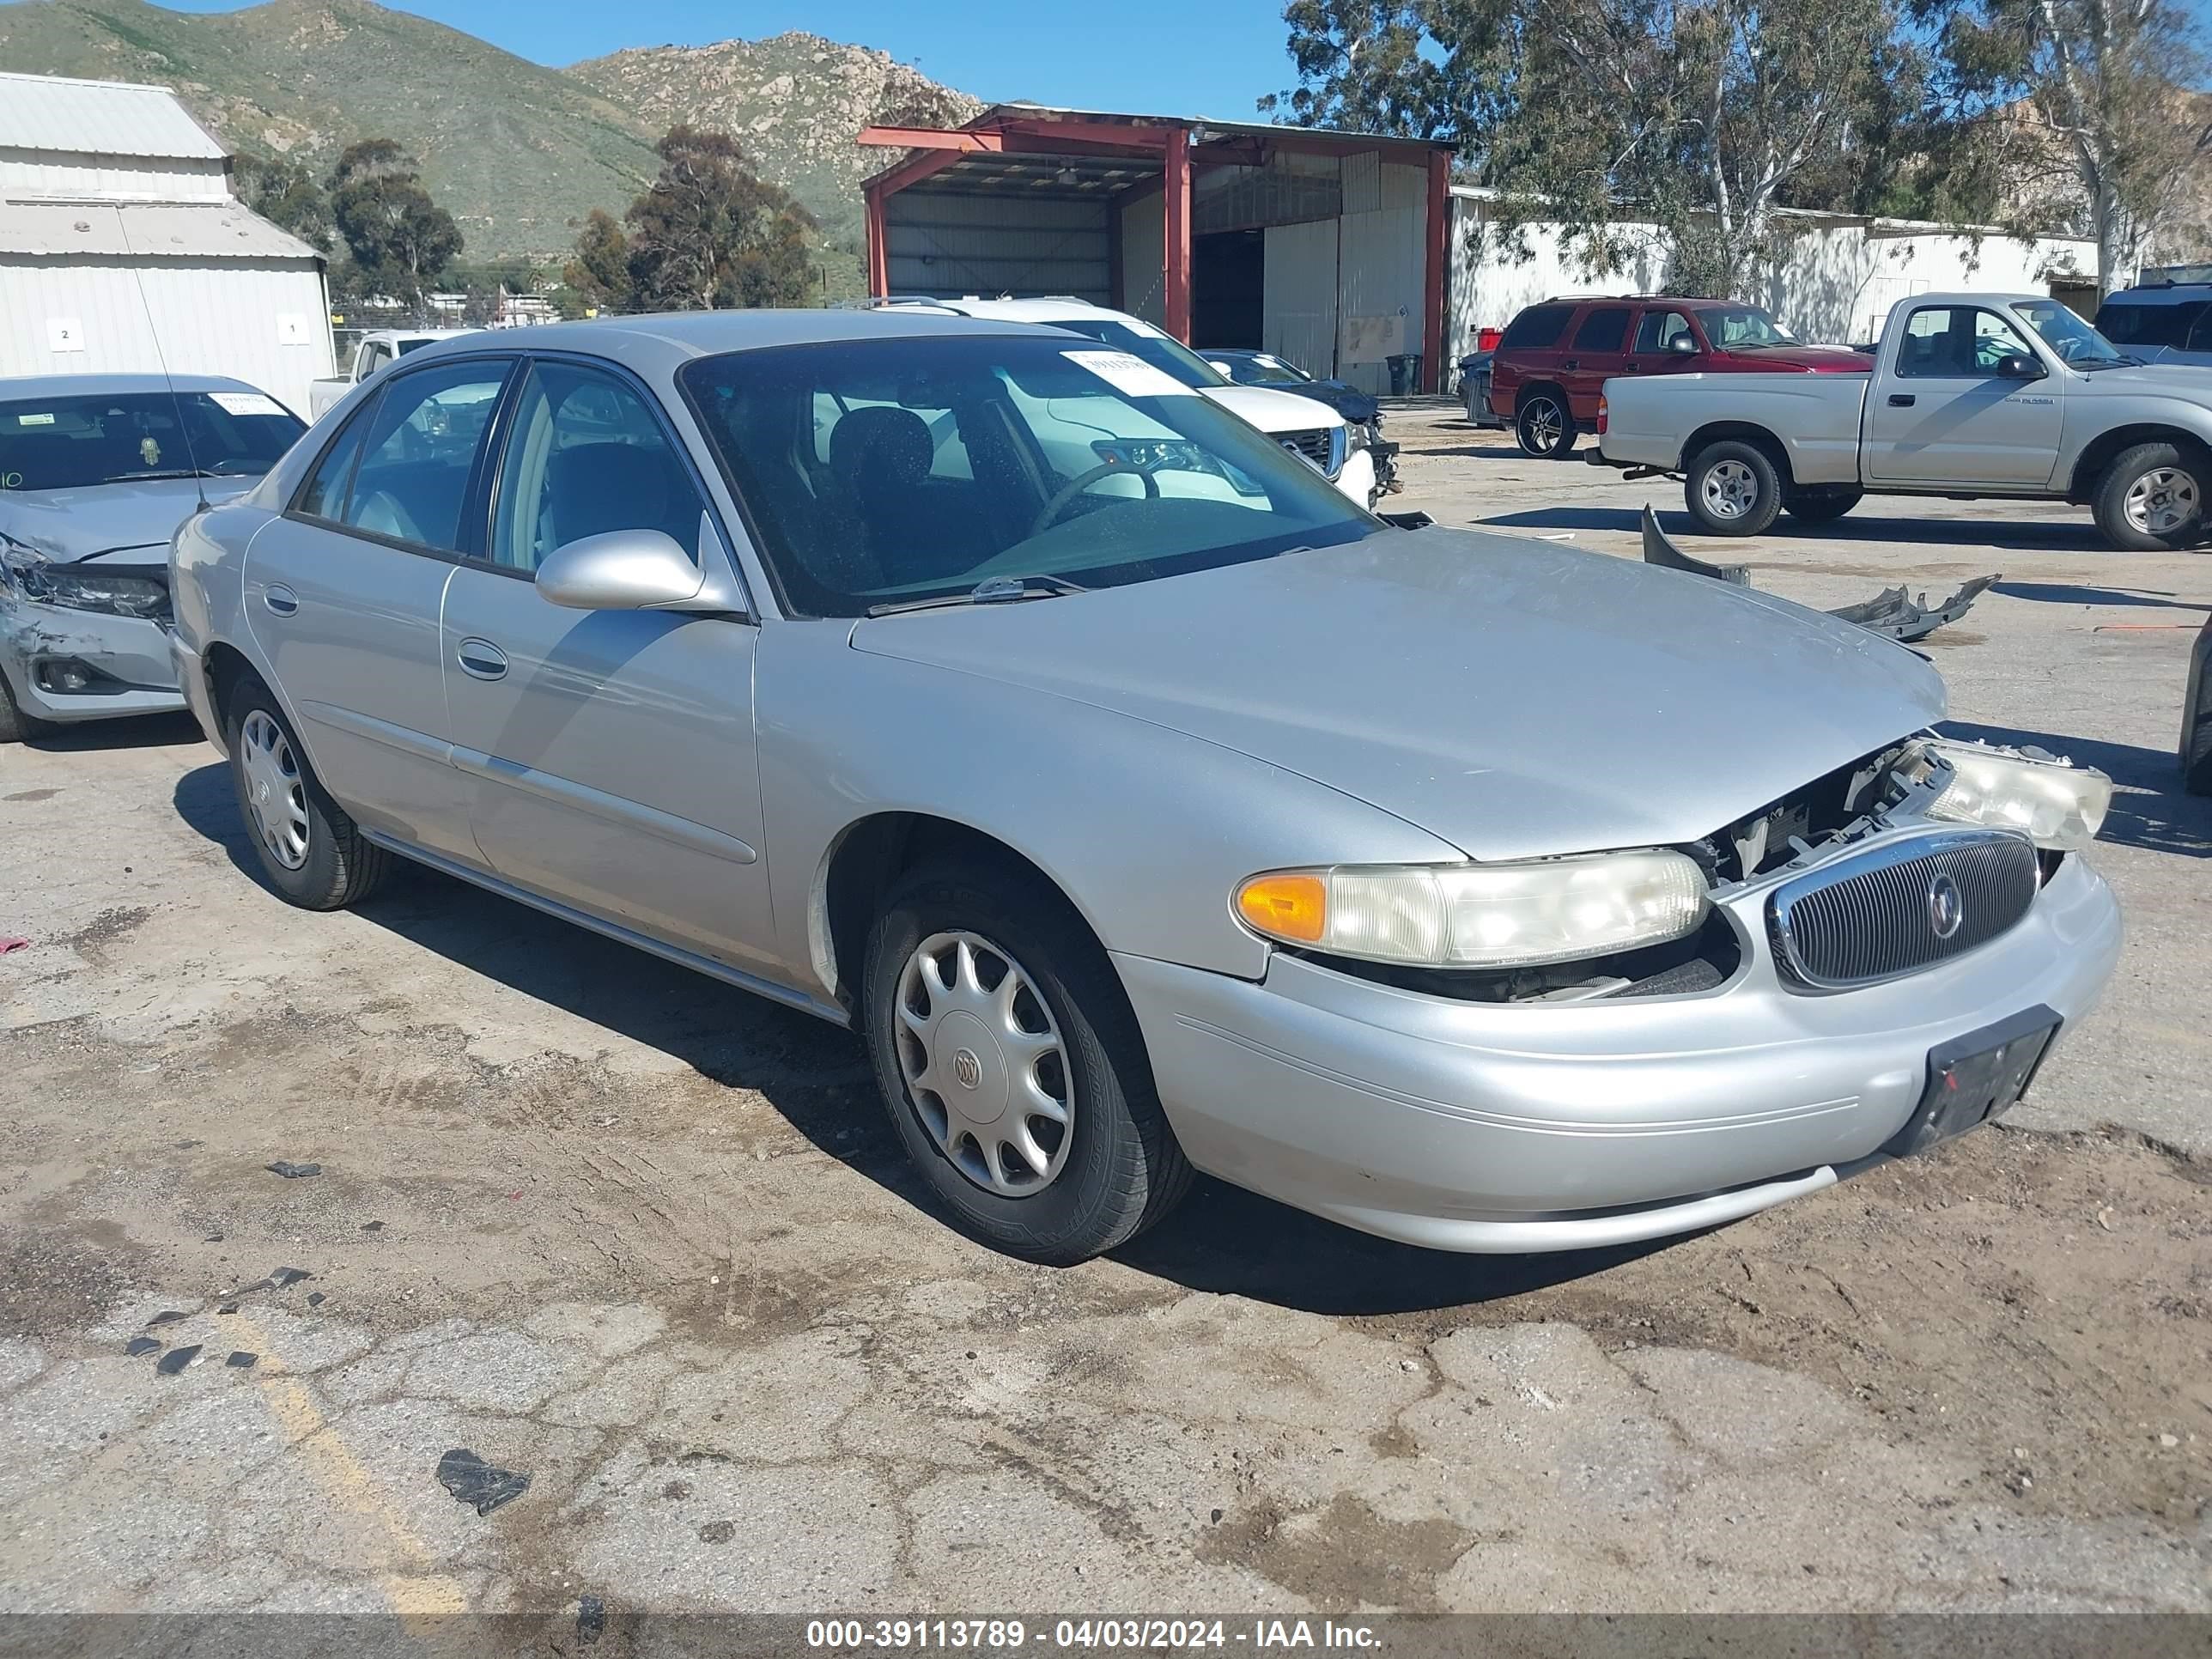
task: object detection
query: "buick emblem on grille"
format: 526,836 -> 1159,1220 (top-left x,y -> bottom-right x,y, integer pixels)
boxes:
1927,872 -> 1966,940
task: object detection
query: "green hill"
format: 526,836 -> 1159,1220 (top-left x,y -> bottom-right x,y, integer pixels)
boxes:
0,0 -> 979,263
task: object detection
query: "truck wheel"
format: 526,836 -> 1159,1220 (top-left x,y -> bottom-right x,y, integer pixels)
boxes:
1784,489 -> 1862,526
1686,440 -> 1783,537
1516,391 -> 1576,459
2093,443 -> 2204,551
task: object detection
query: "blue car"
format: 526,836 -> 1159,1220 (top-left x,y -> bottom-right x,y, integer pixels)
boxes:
0,374 -> 305,743
2094,283 -> 2212,368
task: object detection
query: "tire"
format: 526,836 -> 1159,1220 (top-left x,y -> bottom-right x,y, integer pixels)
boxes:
0,672 -> 53,745
1515,389 -> 1577,459
1685,439 -> 1784,537
2092,442 -> 2206,551
224,678 -> 392,910
862,857 -> 1193,1265
1784,489 -> 1863,526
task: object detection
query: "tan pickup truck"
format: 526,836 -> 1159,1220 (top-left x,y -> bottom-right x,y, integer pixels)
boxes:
1590,292 -> 2209,550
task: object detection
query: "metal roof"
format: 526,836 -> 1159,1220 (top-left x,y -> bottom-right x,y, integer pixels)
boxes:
0,199 -> 322,262
969,103 -> 1451,155
0,71 -> 228,161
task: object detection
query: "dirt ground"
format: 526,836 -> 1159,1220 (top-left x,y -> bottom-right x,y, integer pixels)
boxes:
0,402 -> 2207,1623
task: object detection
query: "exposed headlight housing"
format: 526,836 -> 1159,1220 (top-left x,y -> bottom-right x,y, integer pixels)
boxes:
0,544 -> 168,619
1235,850 -> 1711,969
1923,738 -> 2111,852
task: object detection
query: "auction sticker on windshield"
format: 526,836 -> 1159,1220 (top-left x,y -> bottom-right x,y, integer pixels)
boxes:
208,392 -> 288,417
1063,350 -> 1194,399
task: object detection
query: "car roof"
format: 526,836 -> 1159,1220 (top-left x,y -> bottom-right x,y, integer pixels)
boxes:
0,372 -> 266,402
928,296 -> 1142,326
392,307 -> 1048,374
2100,286 -> 2209,306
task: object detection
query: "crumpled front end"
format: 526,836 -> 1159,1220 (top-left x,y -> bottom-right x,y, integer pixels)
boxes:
1,562 -> 184,726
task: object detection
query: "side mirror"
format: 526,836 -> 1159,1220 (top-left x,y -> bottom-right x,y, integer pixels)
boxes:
1666,335 -> 1698,356
1995,353 -> 2046,380
537,529 -> 705,611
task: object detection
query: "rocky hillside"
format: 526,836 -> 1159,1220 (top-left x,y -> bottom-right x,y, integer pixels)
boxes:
568,33 -> 984,240
0,0 -> 980,260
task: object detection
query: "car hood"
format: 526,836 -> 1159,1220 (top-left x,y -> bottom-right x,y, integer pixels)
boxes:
850,527 -> 1945,860
1724,344 -> 1875,372
0,477 -> 256,562
1198,383 -> 1346,435
2071,362 -> 2212,395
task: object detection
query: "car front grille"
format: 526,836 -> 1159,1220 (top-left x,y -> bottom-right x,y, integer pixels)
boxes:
1767,828 -> 2039,993
1279,428 -> 1342,477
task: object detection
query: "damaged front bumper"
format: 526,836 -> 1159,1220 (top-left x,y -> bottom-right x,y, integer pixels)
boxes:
2,591 -> 185,726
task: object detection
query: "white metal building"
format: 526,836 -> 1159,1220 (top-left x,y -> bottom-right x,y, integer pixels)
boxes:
0,71 -> 334,416
1445,187 -> 2100,378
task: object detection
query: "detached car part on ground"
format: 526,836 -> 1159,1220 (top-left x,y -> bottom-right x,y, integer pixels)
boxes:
2184,611 -> 2212,797
1593,291 -> 2209,551
0,375 -> 305,744
1639,507 -> 1998,643
170,309 -> 2122,1266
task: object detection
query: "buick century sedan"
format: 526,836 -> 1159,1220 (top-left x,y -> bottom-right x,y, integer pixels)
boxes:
169,311 -> 2122,1264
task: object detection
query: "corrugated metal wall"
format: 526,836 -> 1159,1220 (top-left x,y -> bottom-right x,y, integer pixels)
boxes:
1263,218 -> 1338,380
0,150 -> 230,201
886,192 -> 1111,302
0,257 -> 334,416
1119,188 -> 1165,325
1331,161 -> 1430,395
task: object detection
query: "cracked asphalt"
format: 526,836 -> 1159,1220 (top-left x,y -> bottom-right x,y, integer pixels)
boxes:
0,403 -> 2206,1623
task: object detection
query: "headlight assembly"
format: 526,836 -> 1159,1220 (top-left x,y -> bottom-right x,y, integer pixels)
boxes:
1923,739 -> 2112,852
1235,850 -> 1710,969
0,544 -> 168,620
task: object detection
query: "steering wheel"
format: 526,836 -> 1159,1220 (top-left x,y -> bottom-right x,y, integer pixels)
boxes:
1030,463 -> 1158,538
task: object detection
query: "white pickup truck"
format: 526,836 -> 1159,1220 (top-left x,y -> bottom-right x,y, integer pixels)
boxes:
1591,291 -> 2210,550
307,328 -> 477,418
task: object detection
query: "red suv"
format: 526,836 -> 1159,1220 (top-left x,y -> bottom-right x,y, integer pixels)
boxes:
1487,297 -> 1873,459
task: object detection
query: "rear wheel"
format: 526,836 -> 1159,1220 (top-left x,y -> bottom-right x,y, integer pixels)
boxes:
1515,390 -> 1577,459
1784,489 -> 1863,526
862,858 -> 1192,1265
225,680 -> 392,909
1685,439 -> 1784,537
2093,443 -> 2205,551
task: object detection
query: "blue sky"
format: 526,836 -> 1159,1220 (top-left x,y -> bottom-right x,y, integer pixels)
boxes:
143,0 -> 1306,116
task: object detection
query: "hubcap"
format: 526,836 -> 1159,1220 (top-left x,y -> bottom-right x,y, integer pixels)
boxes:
239,709 -> 309,872
1703,459 -> 1759,520
1522,399 -> 1562,452
2124,466 -> 2200,536
894,931 -> 1073,1197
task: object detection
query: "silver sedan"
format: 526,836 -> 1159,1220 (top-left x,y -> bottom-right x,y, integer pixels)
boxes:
168,311 -> 2123,1264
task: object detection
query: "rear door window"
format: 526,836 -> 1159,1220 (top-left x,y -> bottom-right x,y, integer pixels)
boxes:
1570,307 -> 1632,353
1500,304 -> 1574,350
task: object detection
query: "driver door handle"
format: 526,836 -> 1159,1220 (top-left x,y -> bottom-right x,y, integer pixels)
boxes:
1888,393 -> 1917,407
455,638 -> 507,681
261,584 -> 299,617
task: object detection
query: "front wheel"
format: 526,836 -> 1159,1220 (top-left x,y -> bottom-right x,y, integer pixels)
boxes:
226,681 -> 392,909
0,673 -> 52,745
862,859 -> 1192,1265
1685,439 -> 1784,537
2094,443 -> 2205,551
1515,392 -> 1576,459
1784,489 -> 1862,526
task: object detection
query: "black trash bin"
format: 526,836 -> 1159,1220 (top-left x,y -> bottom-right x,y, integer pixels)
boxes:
1385,354 -> 1412,396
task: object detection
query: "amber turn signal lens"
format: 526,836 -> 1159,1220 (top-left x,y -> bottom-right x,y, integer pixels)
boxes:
1237,874 -> 1328,943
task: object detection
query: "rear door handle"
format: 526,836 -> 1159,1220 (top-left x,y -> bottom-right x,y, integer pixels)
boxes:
455,638 -> 507,681
1561,358 -> 1580,370
1887,393 -> 1917,407
262,584 -> 299,617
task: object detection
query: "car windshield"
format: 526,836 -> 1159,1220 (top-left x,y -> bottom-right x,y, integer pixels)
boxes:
681,334 -> 1375,620
1038,316 -> 1231,389
1219,353 -> 1310,386
2012,298 -> 2129,367
0,391 -> 304,492
1702,307 -> 1799,348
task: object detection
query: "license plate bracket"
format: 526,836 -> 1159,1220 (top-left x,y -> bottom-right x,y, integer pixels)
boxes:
1884,1004 -> 2061,1158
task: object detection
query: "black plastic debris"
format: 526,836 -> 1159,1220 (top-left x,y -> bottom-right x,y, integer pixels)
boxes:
225,1352 -> 258,1369
270,1267 -> 313,1288
146,1310 -> 191,1327
124,1337 -> 160,1358
307,1292 -> 326,1308
1638,507 -> 1996,642
218,1304 -> 240,1316
204,1232 -> 224,1243
361,1221 -> 385,1233
435,1448 -> 531,1516
577,1595 -> 606,1646
266,1161 -> 323,1180
155,1346 -> 201,1376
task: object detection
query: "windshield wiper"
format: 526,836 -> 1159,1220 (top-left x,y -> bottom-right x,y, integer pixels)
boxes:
866,574 -> 1087,618
99,468 -> 224,483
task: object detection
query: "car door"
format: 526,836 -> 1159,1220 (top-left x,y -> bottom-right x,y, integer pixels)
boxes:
439,354 -> 776,973
1863,303 -> 2064,488
1626,306 -> 1705,378
1557,303 -> 1632,421
244,354 -> 519,865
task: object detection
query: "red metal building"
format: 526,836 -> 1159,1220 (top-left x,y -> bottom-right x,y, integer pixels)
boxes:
860,106 -> 1455,395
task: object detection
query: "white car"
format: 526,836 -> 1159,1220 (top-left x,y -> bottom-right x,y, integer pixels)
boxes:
909,298 -> 1379,508
309,328 -> 479,418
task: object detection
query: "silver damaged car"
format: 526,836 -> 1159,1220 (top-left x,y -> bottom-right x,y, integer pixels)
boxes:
168,312 -> 2124,1264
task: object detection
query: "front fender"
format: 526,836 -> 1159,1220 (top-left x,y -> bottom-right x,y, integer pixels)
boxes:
754,622 -> 1465,999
